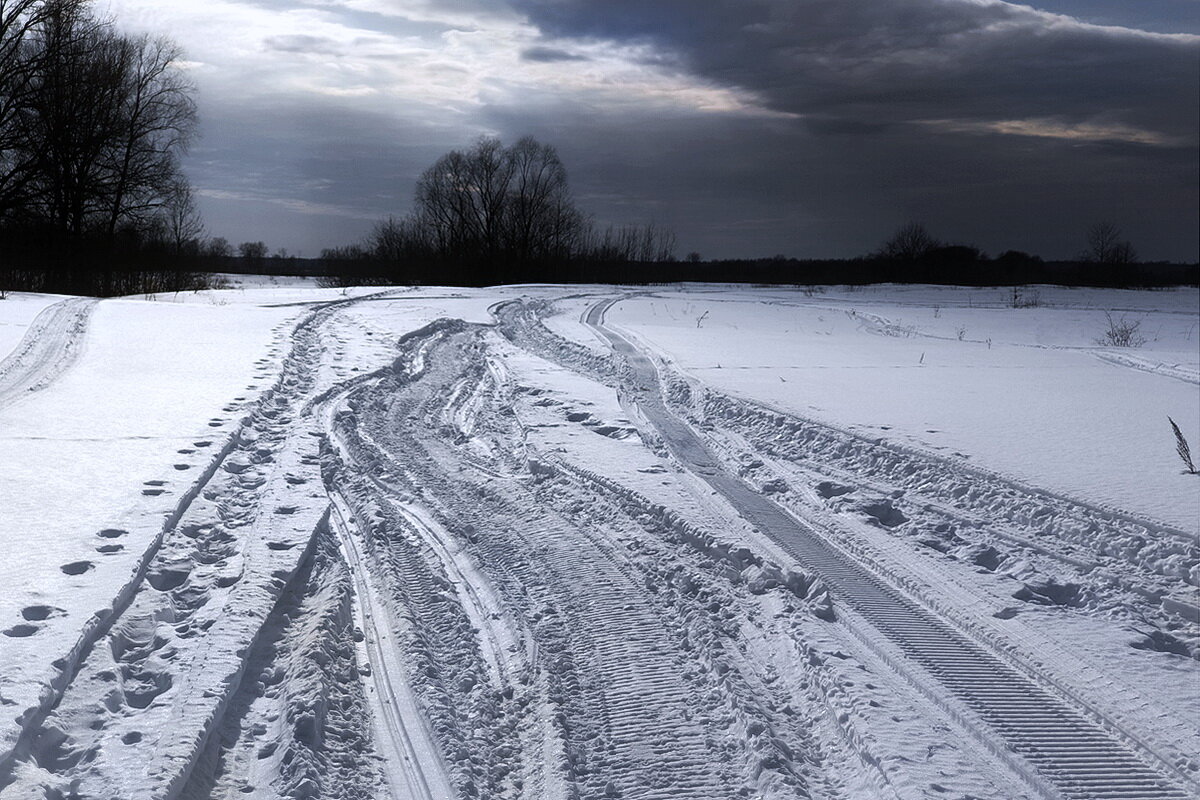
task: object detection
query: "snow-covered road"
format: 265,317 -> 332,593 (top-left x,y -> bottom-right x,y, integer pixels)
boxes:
0,284 -> 1195,800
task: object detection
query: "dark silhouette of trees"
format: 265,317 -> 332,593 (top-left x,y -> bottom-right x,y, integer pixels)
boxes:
878,221 -> 940,263
348,135 -> 675,285
204,236 -> 231,258
238,240 -> 267,260
101,34 -> 196,239
1,0 -> 51,217
1081,222 -> 1137,266
163,178 -> 203,256
0,0 -> 200,295
409,135 -> 586,280
582,222 -> 676,264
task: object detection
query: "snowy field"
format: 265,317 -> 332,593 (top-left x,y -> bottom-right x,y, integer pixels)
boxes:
0,283 -> 1196,800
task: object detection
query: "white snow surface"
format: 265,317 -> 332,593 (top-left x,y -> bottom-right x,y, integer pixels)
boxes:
604,285 -> 1200,533
0,282 -> 1195,800
0,293 -> 71,358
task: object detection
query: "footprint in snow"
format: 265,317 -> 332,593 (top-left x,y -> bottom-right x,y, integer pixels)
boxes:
3,624 -> 38,637
21,605 -> 60,621
60,561 -> 93,575
97,529 -> 128,539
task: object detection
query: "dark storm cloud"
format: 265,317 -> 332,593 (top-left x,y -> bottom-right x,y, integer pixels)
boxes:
502,0 -> 1198,260
512,0 -> 1197,143
109,0 -> 1197,261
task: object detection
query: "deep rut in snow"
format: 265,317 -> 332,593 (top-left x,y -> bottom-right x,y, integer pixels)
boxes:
325,327 -> 747,799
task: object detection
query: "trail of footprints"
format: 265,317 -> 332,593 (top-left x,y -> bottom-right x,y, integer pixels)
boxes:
0,298 -> 361,797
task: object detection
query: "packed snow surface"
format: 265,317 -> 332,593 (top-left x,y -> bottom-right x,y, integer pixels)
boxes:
0,283 -> 1196,800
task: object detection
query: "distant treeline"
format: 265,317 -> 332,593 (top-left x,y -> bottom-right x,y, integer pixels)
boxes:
199,249 -> 1195,289
6,238 -> 1195,298
310,255 -> 1199,289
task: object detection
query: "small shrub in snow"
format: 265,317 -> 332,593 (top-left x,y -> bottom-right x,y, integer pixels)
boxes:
1096,312 -> 1146,347
1009,287 -> 1040,308
1169,417 -> 1197,474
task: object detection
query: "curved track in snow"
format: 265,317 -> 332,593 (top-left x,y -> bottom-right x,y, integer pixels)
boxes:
0,297 -> 97,409
323,325 -> 742,799
584,297 -> 1196,800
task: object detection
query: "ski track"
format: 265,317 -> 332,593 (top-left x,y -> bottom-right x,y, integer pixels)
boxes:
0,296 -> 97,409
2,287 -> 1195,800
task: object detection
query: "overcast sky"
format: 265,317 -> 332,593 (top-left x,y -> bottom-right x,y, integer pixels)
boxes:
100,0 -> 1199,261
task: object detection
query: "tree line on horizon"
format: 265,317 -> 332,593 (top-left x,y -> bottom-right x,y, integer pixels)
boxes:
307,211 -> 1194,289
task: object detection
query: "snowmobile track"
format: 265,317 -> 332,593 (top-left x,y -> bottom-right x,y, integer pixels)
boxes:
585,297 -> 1196,800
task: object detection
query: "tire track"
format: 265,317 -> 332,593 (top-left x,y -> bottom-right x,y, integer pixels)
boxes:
334,326 -> 736,799
585,298 -> 1196,800
327,493 -> 456,800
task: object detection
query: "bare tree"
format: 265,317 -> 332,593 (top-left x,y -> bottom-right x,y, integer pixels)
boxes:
410,136 -> 588,270
238,240 -> 267,260
102,33 -> 196,238
16,1 -> 120,234
1081,221 -> 1137,265
0,0 -> 63,217
372,215 -> 430,262
204,235 -> 231,258
879,221 -> 940,262
2,2 -> 194,238
162,177 -> 202,256
583,222 -> 676,262
413,137 -> 514,264
503,135 -> 583,263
